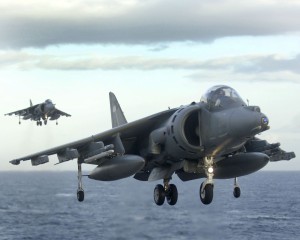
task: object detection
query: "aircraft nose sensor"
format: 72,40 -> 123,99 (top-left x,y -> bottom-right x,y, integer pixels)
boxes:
261,116 -> 269,125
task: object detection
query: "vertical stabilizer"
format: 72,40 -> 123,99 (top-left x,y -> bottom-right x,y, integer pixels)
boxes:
109,92 -> 127,128
30,99 -> 33,107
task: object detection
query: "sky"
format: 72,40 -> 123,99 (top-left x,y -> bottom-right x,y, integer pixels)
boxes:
0,0 -> 300,172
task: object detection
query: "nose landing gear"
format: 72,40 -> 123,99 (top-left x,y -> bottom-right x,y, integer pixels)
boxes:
199,156 -> 214,205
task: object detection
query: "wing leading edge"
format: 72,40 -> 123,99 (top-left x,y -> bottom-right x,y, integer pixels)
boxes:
4,104 -> 38,117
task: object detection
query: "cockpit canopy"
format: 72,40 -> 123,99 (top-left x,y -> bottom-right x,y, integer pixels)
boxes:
45,99 -> 53,104
200,85 -> 246,109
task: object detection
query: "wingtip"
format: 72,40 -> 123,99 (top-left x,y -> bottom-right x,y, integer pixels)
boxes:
10,160 -> 21,165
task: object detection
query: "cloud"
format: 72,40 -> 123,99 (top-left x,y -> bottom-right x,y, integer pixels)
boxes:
1,0 -> 300,48
1,51 -> 300,76
234,55 -> 300,74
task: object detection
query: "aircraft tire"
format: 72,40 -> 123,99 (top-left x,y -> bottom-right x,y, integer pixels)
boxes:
154,184 -> 165,206
166,184 -> 178,206
77,189 -> 84,202
233,186 -> 241,198
200,183 -> 213,205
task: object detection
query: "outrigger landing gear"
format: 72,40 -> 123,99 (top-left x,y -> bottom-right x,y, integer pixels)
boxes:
154,178 -> 178,206
200,156 -> 214,205
233,177 -> 241,198
77,162 -> 84,202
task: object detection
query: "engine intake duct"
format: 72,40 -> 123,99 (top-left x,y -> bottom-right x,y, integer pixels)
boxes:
183,110 -> 201,147
165,103 -> 203,159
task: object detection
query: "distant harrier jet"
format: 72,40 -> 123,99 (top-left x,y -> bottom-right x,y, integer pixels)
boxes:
5,99 -> 71,126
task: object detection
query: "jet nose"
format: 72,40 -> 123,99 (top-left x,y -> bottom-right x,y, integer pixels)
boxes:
260,114 -> 270,131
44,103 -> 55,113
250,112 -> 270,135
230,107 -> 270,138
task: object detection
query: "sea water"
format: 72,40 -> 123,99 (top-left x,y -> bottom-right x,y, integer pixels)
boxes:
0,171 -> 299,240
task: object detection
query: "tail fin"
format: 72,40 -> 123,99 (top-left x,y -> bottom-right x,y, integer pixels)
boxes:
30,99 -> 33,107
109,92 -> 127,128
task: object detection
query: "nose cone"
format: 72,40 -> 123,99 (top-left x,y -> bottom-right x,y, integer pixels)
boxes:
45,103 -> 55,112
230,107 -> 269,138
260,114 -> 270,132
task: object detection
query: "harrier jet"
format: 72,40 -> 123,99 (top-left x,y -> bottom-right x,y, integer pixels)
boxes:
10,86 -> 295,205
5,99 -> 71,126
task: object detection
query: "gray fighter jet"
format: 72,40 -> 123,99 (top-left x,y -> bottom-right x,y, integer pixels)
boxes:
5,99 -> 71,126
9,86 -> 295,205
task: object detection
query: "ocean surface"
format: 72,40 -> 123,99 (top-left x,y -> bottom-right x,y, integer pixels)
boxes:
0,171 -> 299,240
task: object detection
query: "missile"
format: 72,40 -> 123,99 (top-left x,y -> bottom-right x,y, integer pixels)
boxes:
84,150 -> 114,164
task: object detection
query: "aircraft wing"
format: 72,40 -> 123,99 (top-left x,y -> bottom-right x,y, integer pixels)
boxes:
10,108 -> 177,166
51,108 -> 71,117
4,105 -> 38,117
245,137 -> 296,162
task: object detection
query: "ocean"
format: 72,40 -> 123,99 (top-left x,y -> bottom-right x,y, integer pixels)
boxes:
0,171 -> 299,240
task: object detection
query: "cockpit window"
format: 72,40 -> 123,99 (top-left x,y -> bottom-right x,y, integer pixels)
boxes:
200,85 -> 246,109
45,99 -> 53,104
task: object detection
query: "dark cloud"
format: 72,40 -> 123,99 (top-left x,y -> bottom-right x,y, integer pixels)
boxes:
1,0 -> 300,49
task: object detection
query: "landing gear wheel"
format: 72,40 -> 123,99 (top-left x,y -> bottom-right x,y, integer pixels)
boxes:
44,120 -> 47,125
233,186 -> 241,198
77,162 -> 84,202
154,184 -> 165,206
77,189 -> 84,202
166,184 -> 178,205
200,183 -> 214,205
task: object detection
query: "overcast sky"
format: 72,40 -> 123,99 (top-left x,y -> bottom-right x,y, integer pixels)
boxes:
0,0 -> 299,172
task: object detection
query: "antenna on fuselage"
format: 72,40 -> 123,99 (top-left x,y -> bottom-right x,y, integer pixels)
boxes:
246,99 -> 249,106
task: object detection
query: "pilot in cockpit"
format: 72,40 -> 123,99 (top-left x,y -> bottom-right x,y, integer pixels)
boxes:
201,85 -> 246,110
211,88 -> 226,107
